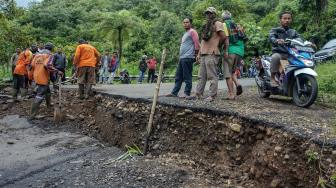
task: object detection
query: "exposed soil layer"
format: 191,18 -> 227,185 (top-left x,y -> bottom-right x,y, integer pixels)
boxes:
1,87 -> 336,187
156,87 -> 336,145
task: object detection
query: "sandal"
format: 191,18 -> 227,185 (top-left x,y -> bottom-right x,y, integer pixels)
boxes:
204,96 -> 215,102
164,93 -> 178,97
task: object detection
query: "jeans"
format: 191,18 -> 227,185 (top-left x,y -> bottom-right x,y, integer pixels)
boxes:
99,67 -> 109,83
148,69 -> 155,83
138,70 -> 146,83
171,58 -> 195,96
108,71 -> 116,84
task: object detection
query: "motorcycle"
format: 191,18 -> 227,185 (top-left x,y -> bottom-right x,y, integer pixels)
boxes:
255,38 -> 318,108
119,69 -> 131,84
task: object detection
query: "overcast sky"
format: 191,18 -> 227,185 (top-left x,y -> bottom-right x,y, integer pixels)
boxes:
16,0 -> 42,8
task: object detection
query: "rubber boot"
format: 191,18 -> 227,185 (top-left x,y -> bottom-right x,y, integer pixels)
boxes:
12,88 -> 18,99
29,102 -> 40,120
9,88 -> 19,103
46,93 -> 52,108
21,88 -> 28,100
78,84 -> 84,99
84,84 -> 92,99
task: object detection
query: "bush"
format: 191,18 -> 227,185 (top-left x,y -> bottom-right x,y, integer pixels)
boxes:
316,61 -> 336,106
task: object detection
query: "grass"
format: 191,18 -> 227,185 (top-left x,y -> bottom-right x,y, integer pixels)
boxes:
315,61 -> 336,107
0,64 -> 12,81
115,144 -> 143,161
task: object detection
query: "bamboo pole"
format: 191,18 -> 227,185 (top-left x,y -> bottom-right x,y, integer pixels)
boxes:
143,48 -> 167,155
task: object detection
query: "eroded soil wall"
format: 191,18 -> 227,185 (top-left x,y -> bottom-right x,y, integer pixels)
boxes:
86,94 -> 336,188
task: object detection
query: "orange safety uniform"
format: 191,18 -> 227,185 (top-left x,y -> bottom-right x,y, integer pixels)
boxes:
30,51 -> 54,86
73,44 -> 100,68
13,49 -> 33,76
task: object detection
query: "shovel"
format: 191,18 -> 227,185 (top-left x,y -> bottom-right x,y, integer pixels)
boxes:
54,76 -> 64,123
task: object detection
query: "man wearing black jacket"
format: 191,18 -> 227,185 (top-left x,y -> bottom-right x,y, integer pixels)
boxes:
53,47 -> 67,82
269,11 -> 300,87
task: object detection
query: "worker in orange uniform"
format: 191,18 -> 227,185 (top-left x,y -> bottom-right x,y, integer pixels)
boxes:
73,39 -> 100,99
29,43 -> 63,119
12,46 -> 33,101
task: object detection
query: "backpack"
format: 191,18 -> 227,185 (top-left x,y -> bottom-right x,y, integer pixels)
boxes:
225,20 -> 248,44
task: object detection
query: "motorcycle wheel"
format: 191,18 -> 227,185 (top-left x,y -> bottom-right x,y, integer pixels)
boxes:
292,74 -> 318,108
256,77 -> 270,98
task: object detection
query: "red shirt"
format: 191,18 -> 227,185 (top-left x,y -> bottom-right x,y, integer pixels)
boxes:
147,58 -> 157,70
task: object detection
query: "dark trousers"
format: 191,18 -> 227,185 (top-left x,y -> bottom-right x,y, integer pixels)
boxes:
148,69 -> 155,83
34,85 -> 50,104
171,58 -> 195,96
13,74 -> 26,90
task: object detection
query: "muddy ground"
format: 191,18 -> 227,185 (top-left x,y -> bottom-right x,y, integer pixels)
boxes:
1,86 -> 336,187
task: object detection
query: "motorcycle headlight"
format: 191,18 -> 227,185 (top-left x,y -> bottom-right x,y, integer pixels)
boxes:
303,59 -> 314,67
328,50 -> 336,56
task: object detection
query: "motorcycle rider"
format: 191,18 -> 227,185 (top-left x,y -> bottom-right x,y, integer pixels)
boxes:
269,11 -> 301,87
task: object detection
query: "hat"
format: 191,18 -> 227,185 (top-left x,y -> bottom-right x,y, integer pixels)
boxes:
222,10 -> 232,19
142,55 -> 147,59
205,7 -> 216,14
44,42 -> 54,50
78,39 -> 86,44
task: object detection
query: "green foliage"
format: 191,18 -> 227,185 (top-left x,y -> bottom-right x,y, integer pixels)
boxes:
116,144 -> 143,161
316,62 -> 336,94
318,176 -> 328,188
306,149 -> 319,164
331,171 -> 336,182
0,0 -> 335,82
316,61 -> 336,107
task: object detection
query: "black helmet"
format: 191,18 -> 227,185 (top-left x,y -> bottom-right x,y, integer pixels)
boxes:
44,42 -> 54,51
78,39 -> 87,44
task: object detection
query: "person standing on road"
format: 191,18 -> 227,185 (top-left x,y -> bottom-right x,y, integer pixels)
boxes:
99,50 -> 111,84
73,39 -> 100,99
108,51 -> 119,84
147,56 -> 157,83
52,47 -> 67,82
192,7 -> 229,101
166,18 -> 200,98
11,46 -> 33,101
138,55 -> 147,84
29,43 -> 63,119
9,48 -> 21,76
222,11 -> 247,99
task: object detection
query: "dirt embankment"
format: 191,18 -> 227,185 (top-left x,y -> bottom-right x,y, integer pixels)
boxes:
90,94 -> 336,188
1,88 -> 336,187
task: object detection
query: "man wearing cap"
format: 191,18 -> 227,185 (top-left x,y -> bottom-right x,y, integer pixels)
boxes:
194,7 -> 229,101
73,39 -> 100,99
29,43 -> 63,119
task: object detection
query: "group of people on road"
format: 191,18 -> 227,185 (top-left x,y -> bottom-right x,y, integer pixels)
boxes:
10,42 -> 65,119
98,50 -> 120,84
137,55 -> 158,84
166,7 -> 247,101
9,39 -> 102,119
8,6 -> 302,119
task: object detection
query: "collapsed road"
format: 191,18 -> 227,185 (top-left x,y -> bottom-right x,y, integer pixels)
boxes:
0,83 -> 336,188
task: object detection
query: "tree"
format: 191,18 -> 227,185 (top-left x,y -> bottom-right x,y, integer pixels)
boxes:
97,10 -> 139,60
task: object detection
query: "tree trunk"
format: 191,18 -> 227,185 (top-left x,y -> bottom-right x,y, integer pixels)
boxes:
118,27 -> 122,61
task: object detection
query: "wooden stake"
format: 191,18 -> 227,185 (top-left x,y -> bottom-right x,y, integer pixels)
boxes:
144,48 -> 167,154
